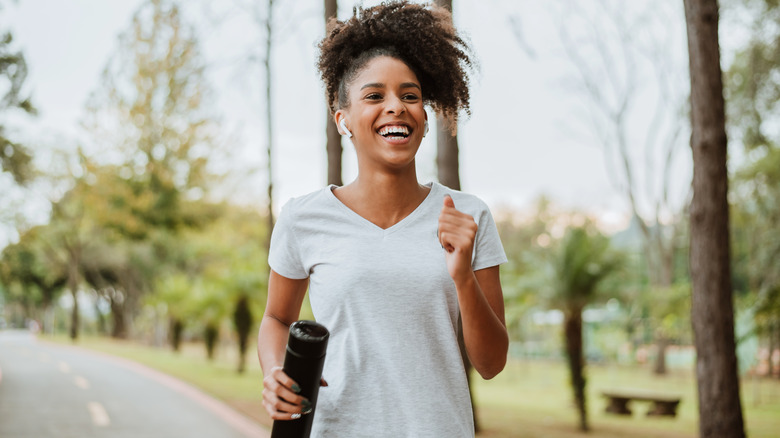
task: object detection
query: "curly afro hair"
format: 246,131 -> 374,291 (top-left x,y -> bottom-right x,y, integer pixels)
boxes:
317,1 -> 475,128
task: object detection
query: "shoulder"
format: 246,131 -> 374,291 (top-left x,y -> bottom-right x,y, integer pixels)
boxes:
279,186 -> 336,218
431,182 -> 492,218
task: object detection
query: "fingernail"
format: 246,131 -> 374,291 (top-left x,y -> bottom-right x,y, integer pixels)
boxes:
291,383 -> 301,393
302,399 -> 312,411
303,406 -> 313,415
291,413 -> 302,420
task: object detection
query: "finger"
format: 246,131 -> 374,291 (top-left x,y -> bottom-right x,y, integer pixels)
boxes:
443,195 -> 455,209
263,387 -> 304,416
438,231 -> 456,252
264,377 -> 307,408
438,219 -> 477,244
438,211 -> 476,232
269,366 -> 303,395
321,377 -> 329,387
263,371 -> 308,406
272,367 -> 301,393
263,398 -> 309,421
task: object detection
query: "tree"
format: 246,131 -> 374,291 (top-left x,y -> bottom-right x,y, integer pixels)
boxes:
228,0 -> 279,249
683,0 -> 746,436
151,273 -> 193,350
550,224 -> 621,432
233,294 -> 254,373
84,0 -> 222,234
49,189 -> 88,340
433,0 -> 461,192
324,0 -> 342,186
262,0 -> 276,244
0,0 -> 35,188
80,0 -> 225,336
724,0 -> 780,378
0,0 -> 37,239
0,226 -> 67,332
510,0 -> 691,375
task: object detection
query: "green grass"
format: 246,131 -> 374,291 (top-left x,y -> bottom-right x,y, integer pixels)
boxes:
44,334 -> 780,437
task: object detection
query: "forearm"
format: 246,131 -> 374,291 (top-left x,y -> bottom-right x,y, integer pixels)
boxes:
454,272 -> 508,380
257,313 -> 292,375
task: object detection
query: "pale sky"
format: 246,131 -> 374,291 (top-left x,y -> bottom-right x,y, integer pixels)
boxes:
3,0 -> 704,245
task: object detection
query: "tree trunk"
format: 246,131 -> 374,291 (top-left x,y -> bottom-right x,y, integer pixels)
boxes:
205,324 -> 218,361
766,323 -> 776,377
170,318 -> 184,352
110,291 -> 127,339
683,1 -> 746,436
654,337 -> 669,375
69,288 -> 79,341
771,322 -> 779,379
67,247 -> 80,341
436,114 -> 460,191
234,295 -> 254,374
264,0 -> 275,251
324,0 -> 342,186
564,307 -> 588,432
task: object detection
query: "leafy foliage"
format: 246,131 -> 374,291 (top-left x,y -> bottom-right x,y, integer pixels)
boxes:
726,0 -> 780,343
0,13 -> 35,186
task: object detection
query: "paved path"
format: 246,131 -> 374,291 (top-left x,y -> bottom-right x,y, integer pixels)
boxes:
0,330 -> 271,438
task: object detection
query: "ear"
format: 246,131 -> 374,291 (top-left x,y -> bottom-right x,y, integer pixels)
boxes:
335,110 -> 347,136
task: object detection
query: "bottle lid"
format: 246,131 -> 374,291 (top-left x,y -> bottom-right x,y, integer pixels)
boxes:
287,320 -> 329,358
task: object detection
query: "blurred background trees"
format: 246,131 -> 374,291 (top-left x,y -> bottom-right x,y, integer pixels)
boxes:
0,0 -> 34,188
0,0 -> 778,434
726,0 -> 780,379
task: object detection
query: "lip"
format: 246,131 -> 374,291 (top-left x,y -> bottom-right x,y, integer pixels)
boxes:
376,121 -> 413,132
375,122 -> 415,144
376,126 -> 412,146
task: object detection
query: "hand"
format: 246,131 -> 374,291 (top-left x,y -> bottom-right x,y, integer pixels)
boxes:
262,366 -> 312,420
438,195 -> 478,284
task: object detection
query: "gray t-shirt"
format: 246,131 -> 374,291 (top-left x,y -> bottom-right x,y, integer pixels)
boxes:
268,181 -> 507,438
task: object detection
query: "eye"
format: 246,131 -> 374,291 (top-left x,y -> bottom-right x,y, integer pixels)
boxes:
402,93 -> 420,101
364,93 -> 382,100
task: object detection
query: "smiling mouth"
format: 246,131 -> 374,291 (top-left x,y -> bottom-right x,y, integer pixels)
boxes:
377,125 -> 411,139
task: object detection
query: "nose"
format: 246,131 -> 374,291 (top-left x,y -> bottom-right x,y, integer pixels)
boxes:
385,94 -> 406,115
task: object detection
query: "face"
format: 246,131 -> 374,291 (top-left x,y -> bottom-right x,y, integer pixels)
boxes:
335,56 -> 427,172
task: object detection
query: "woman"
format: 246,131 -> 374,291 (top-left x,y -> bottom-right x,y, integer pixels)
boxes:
257,2 -> 508,436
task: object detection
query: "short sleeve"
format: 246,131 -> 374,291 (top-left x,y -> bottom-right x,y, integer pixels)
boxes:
268,200 -> 309,279
472,202 -> 508,271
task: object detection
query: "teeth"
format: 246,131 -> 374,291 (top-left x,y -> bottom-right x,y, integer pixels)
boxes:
378,125 -> 409,136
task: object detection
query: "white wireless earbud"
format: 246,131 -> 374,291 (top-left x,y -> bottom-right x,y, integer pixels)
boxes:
339,119 -> 353,138
424,120 -> 429,137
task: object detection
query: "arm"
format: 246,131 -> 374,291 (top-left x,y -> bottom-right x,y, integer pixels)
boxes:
257,269 -> 312,419
438,196 -> 508,379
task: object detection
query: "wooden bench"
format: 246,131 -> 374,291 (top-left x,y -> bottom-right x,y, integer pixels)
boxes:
601,390 -> 681,417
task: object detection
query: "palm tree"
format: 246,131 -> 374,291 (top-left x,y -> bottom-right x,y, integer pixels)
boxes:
550,225 -> 621,432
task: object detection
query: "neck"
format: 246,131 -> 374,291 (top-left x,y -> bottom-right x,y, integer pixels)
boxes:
335,164 -> 431,229
353,169 -> 423,202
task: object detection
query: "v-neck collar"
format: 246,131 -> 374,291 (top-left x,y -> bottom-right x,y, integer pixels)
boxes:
326,182 -> 439,236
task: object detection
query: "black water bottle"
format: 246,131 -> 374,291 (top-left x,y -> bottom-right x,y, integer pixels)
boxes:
271,320 -> 329,438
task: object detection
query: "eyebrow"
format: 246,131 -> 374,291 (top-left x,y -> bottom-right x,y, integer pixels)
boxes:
360,82 -> 421,91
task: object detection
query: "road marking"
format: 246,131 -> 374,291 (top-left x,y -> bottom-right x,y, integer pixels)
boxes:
87,402 -> 110,427
58,361 -> 71,373
74,376 -> 90,389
